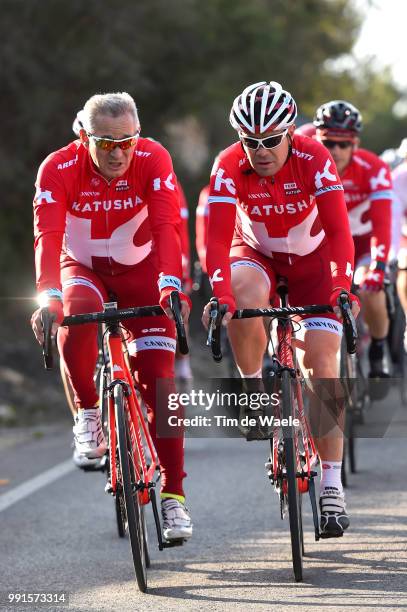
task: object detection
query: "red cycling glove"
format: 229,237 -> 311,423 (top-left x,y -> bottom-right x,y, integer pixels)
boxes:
159,287 -> 192,312
329,288 -> 360,312
217,295 -> 237,318
360,269 -> 385,292
47,299 -> 64,324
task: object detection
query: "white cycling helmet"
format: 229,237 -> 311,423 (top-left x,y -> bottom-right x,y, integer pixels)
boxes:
72,109 -> 86,136
398,137 -> 407,158
229,81 -> 297,135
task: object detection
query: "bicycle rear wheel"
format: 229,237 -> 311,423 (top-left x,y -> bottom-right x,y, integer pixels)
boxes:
114,384 -> 148,592
281,370 -> 303,582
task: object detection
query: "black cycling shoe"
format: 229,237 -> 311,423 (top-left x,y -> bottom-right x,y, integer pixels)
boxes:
239,380 -> 271,441
238,406 -> 270,441
319,487 -> 350,538
245,412 -> 270,441
368,362 -> 391,401
368,355 -> 390,378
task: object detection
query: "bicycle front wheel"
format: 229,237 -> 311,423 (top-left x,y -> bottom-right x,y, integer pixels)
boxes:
114,384 -> 147,592
281,370 -> 303,582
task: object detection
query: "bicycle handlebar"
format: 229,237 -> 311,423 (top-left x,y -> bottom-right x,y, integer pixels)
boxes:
62,304 -> 164,325
207,294 -> 357,361
40,291 -> 189,369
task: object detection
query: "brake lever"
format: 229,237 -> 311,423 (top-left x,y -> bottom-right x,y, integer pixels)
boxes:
40,307 -> 54,370
169,290 -> 189,355
339,293 -> 357,354
206,299 -> 219,346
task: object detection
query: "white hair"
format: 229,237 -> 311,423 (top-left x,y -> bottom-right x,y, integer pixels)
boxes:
81,92 -> 139,133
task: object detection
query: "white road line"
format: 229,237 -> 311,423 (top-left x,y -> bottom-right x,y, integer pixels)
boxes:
0,459 -> 75,513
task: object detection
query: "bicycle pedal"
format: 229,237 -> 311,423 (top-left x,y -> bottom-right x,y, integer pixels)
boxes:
319,531 -> 344,539
246,425 -> 272,441
162,538 -> 185,547
265,462 -> 274,482
104,481 -> 114,495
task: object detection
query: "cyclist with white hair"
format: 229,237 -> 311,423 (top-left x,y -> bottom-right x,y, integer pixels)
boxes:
30,91 -> 192,541
202,81 -> 359,538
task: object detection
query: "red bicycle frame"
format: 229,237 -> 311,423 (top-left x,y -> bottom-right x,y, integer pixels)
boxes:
107,329 -> 158,505
271,317 -> 318,494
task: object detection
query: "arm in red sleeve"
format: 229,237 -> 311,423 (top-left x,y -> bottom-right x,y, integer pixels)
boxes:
205,154 -> 239,312
205,199 -> 236,301
316,190 -> 355,291
369,197 -> 392,265
33,159 -> 67,293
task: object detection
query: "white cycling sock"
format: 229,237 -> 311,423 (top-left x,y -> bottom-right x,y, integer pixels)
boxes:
175,356 -> 192,379
238,367 -> 262,378
320,461 -> 343,494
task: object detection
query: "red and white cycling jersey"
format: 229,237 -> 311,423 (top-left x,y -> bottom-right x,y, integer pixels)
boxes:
206,134 -> 354,302
340,148 -> 392,264
33,138 -> 182,293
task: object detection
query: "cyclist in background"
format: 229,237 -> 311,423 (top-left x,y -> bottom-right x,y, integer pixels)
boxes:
31,92 -> 192,541
314,101 -> 393,379
202,81 -> 359,538
174,183 -> 193,381
294,122 -> 317,138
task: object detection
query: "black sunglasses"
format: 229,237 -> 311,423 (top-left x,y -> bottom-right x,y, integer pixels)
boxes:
323,140 -> 354,150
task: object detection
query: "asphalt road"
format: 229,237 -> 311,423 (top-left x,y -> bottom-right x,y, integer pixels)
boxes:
1,384 -> 407,612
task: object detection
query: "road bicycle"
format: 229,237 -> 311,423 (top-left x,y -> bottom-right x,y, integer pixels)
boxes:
341,266 -> 407,486
207,280 -> 356,582
40,292 -> 188,592
339,308 -> 369,486
385,262 -> 407,404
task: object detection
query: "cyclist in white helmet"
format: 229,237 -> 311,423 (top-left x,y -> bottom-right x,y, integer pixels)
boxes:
202,80 -> 359,538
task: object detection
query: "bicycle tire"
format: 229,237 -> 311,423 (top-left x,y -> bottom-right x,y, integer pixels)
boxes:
99,365 -> 125,538
344,393 -> 356,475
141,505 -> 151,568
115,492 -> 126,538
339,337 -> 358,481
299,493 -> 305,557
114,384 -> 147,592
388,297 -> 406,363
99,364 -> 109,439
281,370 -> 303,582
341,455 -> 347,489
348,433 -> 357,474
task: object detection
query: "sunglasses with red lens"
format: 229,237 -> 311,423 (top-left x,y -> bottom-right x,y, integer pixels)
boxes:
239,129 -> 288,150
87,133 -> 139,152
323,140 -> 354,150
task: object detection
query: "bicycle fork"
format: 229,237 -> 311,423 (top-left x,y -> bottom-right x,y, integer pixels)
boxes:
265,367 -> 321,541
